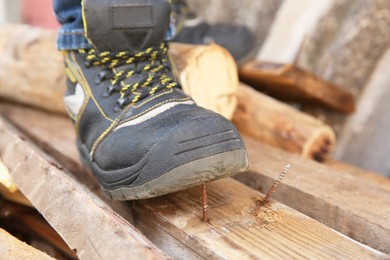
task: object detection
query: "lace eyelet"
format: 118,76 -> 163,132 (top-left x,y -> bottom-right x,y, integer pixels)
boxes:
117,97 -> 126,107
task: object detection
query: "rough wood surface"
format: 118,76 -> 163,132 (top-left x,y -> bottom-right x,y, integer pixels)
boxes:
0,24 -> 237,119
239,61 -> 355,113
234,136 -> 390,254
133,179 -> 386,259
0,228 -> 53,260
232,84 -> 335,161
0,103 -> 386,259
0,197 -> 78,259
0,117 -> 168,260
0,24 -> 65,114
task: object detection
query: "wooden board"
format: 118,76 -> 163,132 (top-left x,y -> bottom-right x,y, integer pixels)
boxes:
235,136 -> 390,254
0,117 -> 167,260
0,103 -> 386,259
0,228 -> 53,260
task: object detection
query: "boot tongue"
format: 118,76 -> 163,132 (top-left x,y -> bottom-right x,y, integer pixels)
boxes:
83,0 -> 171,52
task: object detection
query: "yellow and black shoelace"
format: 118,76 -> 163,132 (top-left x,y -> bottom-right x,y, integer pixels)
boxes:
79,42 -> 178,111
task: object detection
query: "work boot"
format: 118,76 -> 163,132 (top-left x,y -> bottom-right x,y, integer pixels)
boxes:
63,0 -> 249,200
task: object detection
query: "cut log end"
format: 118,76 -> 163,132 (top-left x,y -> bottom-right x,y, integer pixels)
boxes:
170,43 -> 239,119
302,128 -> 335,162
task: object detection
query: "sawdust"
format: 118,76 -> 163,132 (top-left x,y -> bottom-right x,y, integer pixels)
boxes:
248,197 -> 282,229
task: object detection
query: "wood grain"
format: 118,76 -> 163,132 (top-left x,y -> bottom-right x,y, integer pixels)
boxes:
233,84 -> 335,161
0,117 -> 168,260
0,103 -> 386,259
0,228 -> 54,260
235,136 -> 390,254
170,43 -> 239,119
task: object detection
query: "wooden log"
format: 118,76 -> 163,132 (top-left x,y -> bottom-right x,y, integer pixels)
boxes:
233,84 -> 335,161
0,103 -> 387,259
239,61 -> 355,113
0,228 -> 54,260
0,24 -> 237,119
234,136 -> 390,254
0,118 -> 168,260
0,24 -> 65,114
169,43 -> 239,119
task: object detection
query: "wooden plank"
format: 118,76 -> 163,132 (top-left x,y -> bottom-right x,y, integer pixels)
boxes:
0,228 -> 54,260
325,159 -> 390,189
0,103 -> 386,259
239,61 -> 355,113
233,84 -> 335,161
0,117 -> 168,260
235,136 -> 390,254
0,196 -> 77,259
132,178 -> 388,259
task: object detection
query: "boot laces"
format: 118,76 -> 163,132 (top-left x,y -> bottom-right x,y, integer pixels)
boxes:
79,42 -> 178,112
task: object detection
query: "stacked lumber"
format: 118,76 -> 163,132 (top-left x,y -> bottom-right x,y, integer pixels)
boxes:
0,228 -> 53,260
0,23 -> 390,258
0,105 -> 387,259
0,118 -> 168,260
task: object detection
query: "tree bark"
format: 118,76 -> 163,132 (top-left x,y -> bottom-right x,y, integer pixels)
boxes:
233,84 -> 336,161
239,61 -> 355,113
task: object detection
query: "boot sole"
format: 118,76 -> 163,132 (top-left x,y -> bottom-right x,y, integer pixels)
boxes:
104,148 -> 248,200
78,139 -> 248,200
